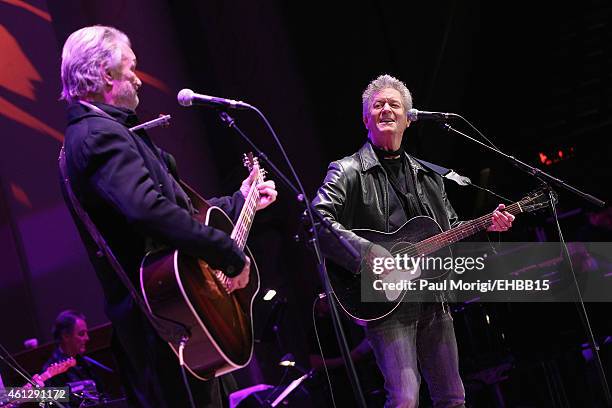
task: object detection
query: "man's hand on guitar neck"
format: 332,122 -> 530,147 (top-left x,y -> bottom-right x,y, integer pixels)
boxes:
240,168 -> 278,211
487,203 -> 515,232
227,256 -> 251,293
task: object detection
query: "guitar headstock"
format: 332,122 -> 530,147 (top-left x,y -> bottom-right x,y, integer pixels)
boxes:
518,188 -> 558,213
39,357 -> 76,382
242,152 -> 267,181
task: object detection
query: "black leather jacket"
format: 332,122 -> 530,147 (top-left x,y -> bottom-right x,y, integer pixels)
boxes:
312,142 -> 461,273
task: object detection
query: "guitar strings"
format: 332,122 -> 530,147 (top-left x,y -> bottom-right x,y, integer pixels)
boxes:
399,201 -> 520,257
237,174 -> 260,245
235,182 -> 256,245
222,174 -> 262,289
233,171 -> 262,250
387,201 -> 522,259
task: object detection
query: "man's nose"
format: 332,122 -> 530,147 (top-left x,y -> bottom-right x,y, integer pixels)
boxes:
381,102 -> 392,111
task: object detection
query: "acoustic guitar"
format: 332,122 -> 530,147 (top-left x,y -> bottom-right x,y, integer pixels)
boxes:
140,154 -> 265,380
324,189 -> 556,324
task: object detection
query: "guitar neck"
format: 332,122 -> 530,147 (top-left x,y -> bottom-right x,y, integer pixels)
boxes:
414,201 -> 524,256
231,176 -> 261,249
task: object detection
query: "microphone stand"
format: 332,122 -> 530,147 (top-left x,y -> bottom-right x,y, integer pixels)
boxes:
439,123 -> 605,207
216,110 -> 367,408
439,121 -> 611,406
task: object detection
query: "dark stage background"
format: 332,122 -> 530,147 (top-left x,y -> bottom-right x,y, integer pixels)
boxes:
1,0 -> 611,406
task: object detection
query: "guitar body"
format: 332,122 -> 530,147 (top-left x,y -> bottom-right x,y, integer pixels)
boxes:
140,206 -> 260,380
328,215 -> 452,325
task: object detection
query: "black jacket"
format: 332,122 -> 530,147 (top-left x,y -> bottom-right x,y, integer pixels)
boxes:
312,142 -> 460,273
62,102 -> 246,304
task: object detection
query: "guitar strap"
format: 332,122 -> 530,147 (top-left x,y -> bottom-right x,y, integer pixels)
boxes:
413,157 -> 472,187
58,147 -> 189,345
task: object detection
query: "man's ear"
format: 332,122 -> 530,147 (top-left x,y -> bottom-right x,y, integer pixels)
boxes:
406,119 -> 411,128
102,67 -> 114,87
363,115 -> 368,130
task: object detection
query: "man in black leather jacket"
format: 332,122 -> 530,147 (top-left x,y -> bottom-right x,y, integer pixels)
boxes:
59,26 -> 277,407
312,74 -> 513,408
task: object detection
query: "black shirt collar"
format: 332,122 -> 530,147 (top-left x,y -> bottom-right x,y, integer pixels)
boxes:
369,140 -> 404,160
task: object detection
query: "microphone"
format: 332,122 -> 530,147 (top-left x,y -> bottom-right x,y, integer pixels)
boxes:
407,109 -> 458,122
177,89 -> 252,110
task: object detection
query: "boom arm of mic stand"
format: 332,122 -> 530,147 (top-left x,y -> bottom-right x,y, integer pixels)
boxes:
440,120 -> 611,406
216,110 -> 366,408
440,123 -> 606,207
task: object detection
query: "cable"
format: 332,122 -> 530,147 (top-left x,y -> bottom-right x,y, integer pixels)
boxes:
456,114 -> 502,152
466,181 -> 514,204
219,105 -> 367,407
0,343 -> 36,387
451,115 -> 517,204
178,338 -> 196,408
311,295 -> 337,408
0,349 -> 68,408
549,191 -> 612,404
247,106 -> 323,255
448,114 -> 514,204
0,343 -> 29,379
245,107 -> 359,397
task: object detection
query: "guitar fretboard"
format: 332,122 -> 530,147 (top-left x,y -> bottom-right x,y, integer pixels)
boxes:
231,172 -> 262,250
407,201 -> 524,257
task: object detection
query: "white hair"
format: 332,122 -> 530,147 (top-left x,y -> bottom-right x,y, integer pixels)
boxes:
60,25 -> 130,102
362,74 -> 413,117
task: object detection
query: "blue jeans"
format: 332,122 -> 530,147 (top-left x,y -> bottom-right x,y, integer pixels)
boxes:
364,303 -> 465,408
